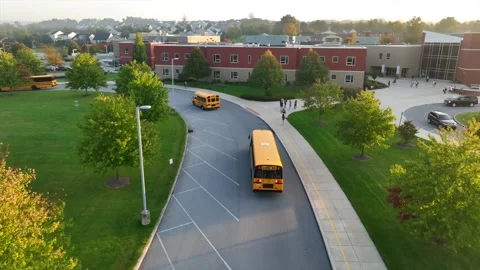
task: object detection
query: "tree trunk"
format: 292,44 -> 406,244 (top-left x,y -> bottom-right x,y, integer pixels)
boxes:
84,88 -> 88,96
116,168 -> 119,181
9,89 -> 13,96
361,147 -> 365,157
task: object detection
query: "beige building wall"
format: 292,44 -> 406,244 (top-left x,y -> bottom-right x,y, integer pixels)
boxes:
155,65 -> 364,89
365,45 -> 422,77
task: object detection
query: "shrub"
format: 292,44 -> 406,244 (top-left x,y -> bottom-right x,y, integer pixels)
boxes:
286,81 -> 291,86
343,88 -> 362,101
224,80 -> 230,84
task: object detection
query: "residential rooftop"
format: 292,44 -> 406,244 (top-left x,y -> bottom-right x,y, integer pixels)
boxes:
118,41 -> 368,49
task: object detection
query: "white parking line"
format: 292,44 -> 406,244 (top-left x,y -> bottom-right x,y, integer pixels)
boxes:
183,162 -> 205,169
199,130 -> 234,142
159,222 -> 193,233
191,118 -> 229,127
156,234 -> 175,270
187,149 -> 240,186
182,169 -> 239,221
190,135 -> 237,161
173,195 -> 233,270
188,144 -> 206,150
173,186 -> 202,195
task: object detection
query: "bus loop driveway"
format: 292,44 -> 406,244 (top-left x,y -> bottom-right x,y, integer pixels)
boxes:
140,89 -> 331,270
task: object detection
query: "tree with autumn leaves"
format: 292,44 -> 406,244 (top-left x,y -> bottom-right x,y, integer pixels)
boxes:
387,120 -> 480,251
0,149 -> 80,269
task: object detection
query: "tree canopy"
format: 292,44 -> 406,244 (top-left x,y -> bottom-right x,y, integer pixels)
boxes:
0,150 -> 80,269
133,33 -> 147,63
336,90 -> 396,157
114,60 -> 152,95
398,120 -> 418,145
226,26 -> 242,41
405,16 -> 425,44
296,49 -> 329,86
0,52 -> 23,95
66,53 -> 107,95
77,94 -> 158,179
180,47 -> 211,81
248,50 -> 284,96
15,48 -> 43,75
298,81 -> 343,122
43,46 -> 64,66
386,121 -> 480,251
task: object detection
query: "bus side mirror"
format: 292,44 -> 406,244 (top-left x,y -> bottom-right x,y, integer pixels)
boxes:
248,135 -> 250,140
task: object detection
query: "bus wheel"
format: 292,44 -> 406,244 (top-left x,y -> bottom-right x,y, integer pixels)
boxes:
31,86 -> 38,90
201,106 -> 205,110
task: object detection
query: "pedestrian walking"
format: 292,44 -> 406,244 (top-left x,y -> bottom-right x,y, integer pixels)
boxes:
184,81 -> 187,88
443,87 -> 447,94
289,100 -> 292,108
388,81 -> 391,87
433,81 -> 436,87
282,112 -> 286,124
294,100 -> 297,109
280,100 -> 283,108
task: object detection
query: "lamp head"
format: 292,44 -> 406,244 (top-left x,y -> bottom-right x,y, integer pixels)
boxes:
139,105 -> 151,110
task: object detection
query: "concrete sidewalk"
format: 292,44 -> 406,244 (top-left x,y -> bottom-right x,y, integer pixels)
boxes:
169,86 -> 387,270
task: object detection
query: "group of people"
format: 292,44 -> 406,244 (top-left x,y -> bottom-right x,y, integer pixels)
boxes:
280,98 -> 298,123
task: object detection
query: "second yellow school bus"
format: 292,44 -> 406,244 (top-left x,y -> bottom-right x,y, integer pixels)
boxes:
0,75 -> 57,91
248,129 -> 284,192
192,91 -> 220,110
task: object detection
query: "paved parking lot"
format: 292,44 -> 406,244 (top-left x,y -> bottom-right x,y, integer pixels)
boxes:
140,89 -> 331,270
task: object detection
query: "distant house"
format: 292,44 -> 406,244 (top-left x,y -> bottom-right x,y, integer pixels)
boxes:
56,32 -> 77,41
72,31 -> 94,44
49,31 -> 64,41
92,33 -> 113,44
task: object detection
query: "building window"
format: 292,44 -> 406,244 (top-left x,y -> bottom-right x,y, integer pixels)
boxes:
175,69 -> 180,75
213,54 -> 221,63
163,69 -> 170,76
346,56 -> 356,66
124,48 -> 129,54
284,73 -> 288,81
185,53 -> 190,59
331,74 -> 337,80
162,52 -> 169,61
248,55 -> 251,64
386,53 -> 391,60
214,70 -> 220,79
230,71 -> 238,80
332,56 -> 338,63
280,55 -> 289,65
379,53 -> 383,59
345,74 -> 354,83
230,54 -> 238,63
320,56 -> 326,63
174,53 -> 180,59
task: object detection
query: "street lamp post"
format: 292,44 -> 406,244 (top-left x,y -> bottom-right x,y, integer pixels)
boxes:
171,57 -> 179,97
136,105 -> 152,226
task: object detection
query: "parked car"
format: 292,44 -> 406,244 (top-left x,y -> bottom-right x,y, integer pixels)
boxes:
56,66 -> 71,71
427,111 -> 457,130
44,65 -> 57,72
444,95 -> 478,107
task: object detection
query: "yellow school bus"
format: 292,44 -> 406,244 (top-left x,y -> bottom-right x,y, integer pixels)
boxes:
192,91 -> 220,110
248,129 -> 284,192
0,75 -> 57,91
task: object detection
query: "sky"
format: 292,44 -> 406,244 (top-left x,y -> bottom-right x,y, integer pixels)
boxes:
1,0 -> 479,23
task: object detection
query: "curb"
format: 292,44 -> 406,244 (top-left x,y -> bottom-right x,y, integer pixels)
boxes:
133,110 -> 189,270
167,86 -> 337,269
453,113 -> 465,128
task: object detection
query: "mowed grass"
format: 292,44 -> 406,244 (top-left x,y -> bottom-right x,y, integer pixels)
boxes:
288,109 -> 479,270
456,111 -> 479,125
174,81 -> 302,99
57,72 -> 119,82
0,91 -> 186,269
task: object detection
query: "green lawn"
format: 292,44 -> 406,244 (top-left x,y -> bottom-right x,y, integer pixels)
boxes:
57,72 -> 118,82
173,81 -> 302,100
0,91 -> 186,270
455,111 -> 479,125
288,109 -> 479,270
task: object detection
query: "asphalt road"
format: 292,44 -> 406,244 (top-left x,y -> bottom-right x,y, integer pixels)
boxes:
140,88 -> 331,270
404,103 -> 479,133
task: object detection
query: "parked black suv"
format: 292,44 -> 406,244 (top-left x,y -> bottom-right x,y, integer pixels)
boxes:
444,95 -> 478,107
427,111 -> 457,130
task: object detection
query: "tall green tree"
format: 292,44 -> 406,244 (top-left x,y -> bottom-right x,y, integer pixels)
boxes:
180,47 -> 211,81
133,33 -> 147,63
15,48 -> 43,75
398,120 -> 418,145
0,52 -> 23,95
114,60 -> 152,95
77,94 -> 158,181
386,121 -> 480,251
435,17 -> 461,33
0,150 -> 80,269
336,90 -> 396,158
248,50 -> 284,96
227,26 -> 242,41
405,16 -> 425,44
296,49 -> 329,85
66,53 -> 107,95
127,69 -> 170,122
298,81 -> 343,123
